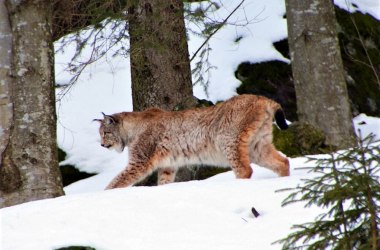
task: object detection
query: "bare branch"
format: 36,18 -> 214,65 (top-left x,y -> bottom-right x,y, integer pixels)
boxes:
189,0 -> 246,62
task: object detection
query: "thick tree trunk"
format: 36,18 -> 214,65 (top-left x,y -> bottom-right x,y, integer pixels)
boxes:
285,0 -> 355,148
0,0 -> 64,208
127,0 -> 198,185
128,0 -> 197,112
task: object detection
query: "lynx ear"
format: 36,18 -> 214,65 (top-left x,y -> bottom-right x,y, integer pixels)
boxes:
93,118 -> 102,123
102,112 -> 117,125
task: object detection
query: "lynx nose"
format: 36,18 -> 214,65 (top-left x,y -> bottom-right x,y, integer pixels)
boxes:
101,143 -> 111,148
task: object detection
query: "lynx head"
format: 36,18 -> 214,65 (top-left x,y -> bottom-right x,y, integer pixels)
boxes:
94,113 -> 125,153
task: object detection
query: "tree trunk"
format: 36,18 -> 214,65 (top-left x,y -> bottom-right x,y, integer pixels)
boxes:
0,0 -> 20,196
0,0 -> 64,208
285,0 -> 355,148
127,0 -> 198,185
128,0 -> 197,112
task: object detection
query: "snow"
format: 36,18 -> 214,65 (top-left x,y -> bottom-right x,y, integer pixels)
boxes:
1,159 -> 321,250
353,113 -> 380,141
1,0 -> 379,250
335,0 -> 380,20
1,128 -> 379,250
189,0 -> 289,101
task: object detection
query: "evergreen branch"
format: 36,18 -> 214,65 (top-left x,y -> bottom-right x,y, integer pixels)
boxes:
330,152 -> 353,249
356,132 -> 380,250
276,133 -> 380,249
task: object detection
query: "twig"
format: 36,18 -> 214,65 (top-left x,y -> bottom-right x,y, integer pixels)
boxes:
190,0 -> 246,62
344,0 -> 380,87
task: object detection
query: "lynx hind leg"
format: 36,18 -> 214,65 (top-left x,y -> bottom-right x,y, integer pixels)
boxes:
223,138 -> 253,179
157,167 -> 177,185
250,140 -> 289,177
224,124 -> 270,179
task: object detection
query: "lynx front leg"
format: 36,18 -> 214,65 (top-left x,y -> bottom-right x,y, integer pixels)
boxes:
106,161 -> 156,189
157,167 -> 177,185
106,139 -> 167,189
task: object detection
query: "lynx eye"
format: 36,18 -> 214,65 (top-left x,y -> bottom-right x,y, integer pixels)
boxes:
101,131 -> 108,136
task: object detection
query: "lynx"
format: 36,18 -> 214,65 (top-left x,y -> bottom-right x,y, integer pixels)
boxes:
95,94 -> 290,189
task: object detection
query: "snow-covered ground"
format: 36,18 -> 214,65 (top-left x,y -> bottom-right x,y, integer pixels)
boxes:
0,116 -> 379,250
0,160 -> 318,250
1,0 -> 379,249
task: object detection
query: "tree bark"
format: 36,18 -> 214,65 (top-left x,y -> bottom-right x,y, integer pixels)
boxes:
128,0 -> 197,112
127,0 -> 198,185
0,0 -> 64,208
285,0 -> 355,148
0,0 -> 20,195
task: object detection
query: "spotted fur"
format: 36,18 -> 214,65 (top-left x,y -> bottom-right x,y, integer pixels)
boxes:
96,94 -> 290,189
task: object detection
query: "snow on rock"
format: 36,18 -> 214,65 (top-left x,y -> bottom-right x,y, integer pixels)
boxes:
334,0 -> 380,20
353,113 -> 380,141
189,0 -> 289,102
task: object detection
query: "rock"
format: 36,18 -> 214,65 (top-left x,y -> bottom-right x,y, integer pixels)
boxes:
235,7 -> 380,120
273,122 -> 327,157
58,148 -> 95,187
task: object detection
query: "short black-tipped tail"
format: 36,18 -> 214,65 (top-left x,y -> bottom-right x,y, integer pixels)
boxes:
275,109 -> 288,130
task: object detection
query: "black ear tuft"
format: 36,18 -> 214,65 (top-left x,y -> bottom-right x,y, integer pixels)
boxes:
102,112 -> 117,125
